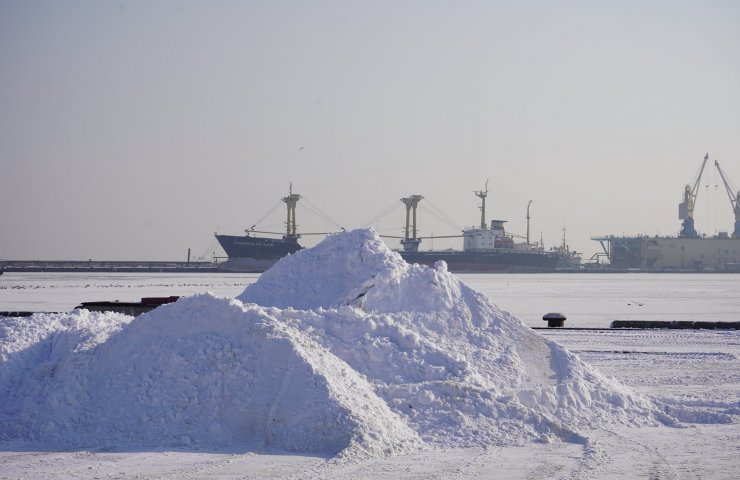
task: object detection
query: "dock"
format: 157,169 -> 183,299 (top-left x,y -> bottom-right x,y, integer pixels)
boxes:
0,260 -> 220,273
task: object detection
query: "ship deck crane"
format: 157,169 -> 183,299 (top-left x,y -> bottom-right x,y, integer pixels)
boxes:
400,195 -> 424,252
281,183 -> 302,238
679,153 -> 709,237
714,159 -> 740,238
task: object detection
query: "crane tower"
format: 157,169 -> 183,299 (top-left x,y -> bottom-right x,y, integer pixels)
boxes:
679,153 -> 709,237
715,160 -> 740,238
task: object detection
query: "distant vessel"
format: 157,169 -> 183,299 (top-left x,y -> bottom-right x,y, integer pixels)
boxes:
396,184 -> 559,273
215,184 -> 558,273
215,186 -> 303,272
594,153 -> 740,271
549,227 -> 583,270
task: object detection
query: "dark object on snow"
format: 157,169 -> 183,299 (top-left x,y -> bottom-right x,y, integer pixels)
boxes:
610,320 -> 740,330
0,311 -> 40,317
75,296 -> 180,316
543,312 -> 566,327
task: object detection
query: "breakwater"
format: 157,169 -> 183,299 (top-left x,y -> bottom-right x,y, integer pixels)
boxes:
1,259 -> 219,273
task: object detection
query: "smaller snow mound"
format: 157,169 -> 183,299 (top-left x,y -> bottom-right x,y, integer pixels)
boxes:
363,261 -> 464,314
273,306 -> 672,448
238,228 -> 408,310
234,229 -> 694,446
239,228 -> 501,331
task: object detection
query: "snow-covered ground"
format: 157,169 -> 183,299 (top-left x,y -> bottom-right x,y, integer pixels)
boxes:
462,273 -> 740,328
0,272 -> 259,314
1,231 -> 738,478
2,327 -> 737,479
3,271 -> 738,329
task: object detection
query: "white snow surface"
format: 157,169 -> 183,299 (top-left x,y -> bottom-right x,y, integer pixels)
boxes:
1,229 -> 735,460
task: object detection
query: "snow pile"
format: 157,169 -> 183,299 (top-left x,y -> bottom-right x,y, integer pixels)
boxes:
0,298 -> 419,456
239,230 -> 668,447
1,229 -> 732,457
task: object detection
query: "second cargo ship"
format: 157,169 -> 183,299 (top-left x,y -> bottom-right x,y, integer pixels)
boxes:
396,185 -> 559,272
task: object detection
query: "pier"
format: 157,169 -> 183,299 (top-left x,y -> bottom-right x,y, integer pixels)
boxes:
1,259 -> 219,273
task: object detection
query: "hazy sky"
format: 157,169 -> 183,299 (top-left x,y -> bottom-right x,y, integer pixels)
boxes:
2,0 -> 739,261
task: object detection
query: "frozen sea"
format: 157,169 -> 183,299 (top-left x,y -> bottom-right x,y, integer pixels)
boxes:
1,271 -> 738,479
2,271 -> 738,328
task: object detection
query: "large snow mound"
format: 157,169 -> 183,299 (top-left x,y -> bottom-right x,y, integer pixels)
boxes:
1,229 -> 734,457
0,297 -> 419,457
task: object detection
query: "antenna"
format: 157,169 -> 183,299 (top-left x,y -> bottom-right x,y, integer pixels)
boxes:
474,179 -> 489,229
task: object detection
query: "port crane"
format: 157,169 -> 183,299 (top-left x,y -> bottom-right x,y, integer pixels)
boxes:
714,159 -> 740,238
679,153 -> 709,237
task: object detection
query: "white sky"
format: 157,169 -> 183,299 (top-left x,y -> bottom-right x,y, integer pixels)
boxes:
1,0 -> 739,261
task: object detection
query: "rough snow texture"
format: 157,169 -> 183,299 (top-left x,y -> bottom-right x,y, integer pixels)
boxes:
1,229 -> 734,458
0,299 -> 418,457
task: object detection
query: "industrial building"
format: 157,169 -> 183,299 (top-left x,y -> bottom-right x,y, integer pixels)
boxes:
594,153 -> 740,272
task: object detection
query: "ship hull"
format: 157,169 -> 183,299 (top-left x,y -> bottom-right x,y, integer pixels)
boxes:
216,234 -> 559,273
400,250 -> 559,273
215,234 -> 303,272
215,234 -> 303,258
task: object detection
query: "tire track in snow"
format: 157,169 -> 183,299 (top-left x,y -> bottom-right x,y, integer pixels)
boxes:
576,429 -> 679,480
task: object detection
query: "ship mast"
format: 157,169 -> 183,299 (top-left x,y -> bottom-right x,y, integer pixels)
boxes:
282,183 -> 301,238
526,200 -> 533,244
562,226 -> 567,251
475,180 -> 489,229
400,194 -> 424,252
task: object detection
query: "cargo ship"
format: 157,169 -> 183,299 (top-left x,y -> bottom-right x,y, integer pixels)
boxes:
593,154 -> 740,271
215,186 -> 304,272
395,185 -> 559,272
215,184 -> 559,273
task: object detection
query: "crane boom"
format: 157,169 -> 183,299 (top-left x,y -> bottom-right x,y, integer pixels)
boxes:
691,153 -> 709,199
714,159 -> 740,238
679,153 -> 709,237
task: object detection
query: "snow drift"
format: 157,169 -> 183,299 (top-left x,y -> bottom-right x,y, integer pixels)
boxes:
238,229 -> 667,447
1,229 -> 732,457
0,300 -> 419,457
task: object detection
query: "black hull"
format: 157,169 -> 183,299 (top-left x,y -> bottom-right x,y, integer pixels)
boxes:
215,234 -> 303,259
400,250 -> 559,273
215,234 -> 303,272
215,234 -> 558,273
